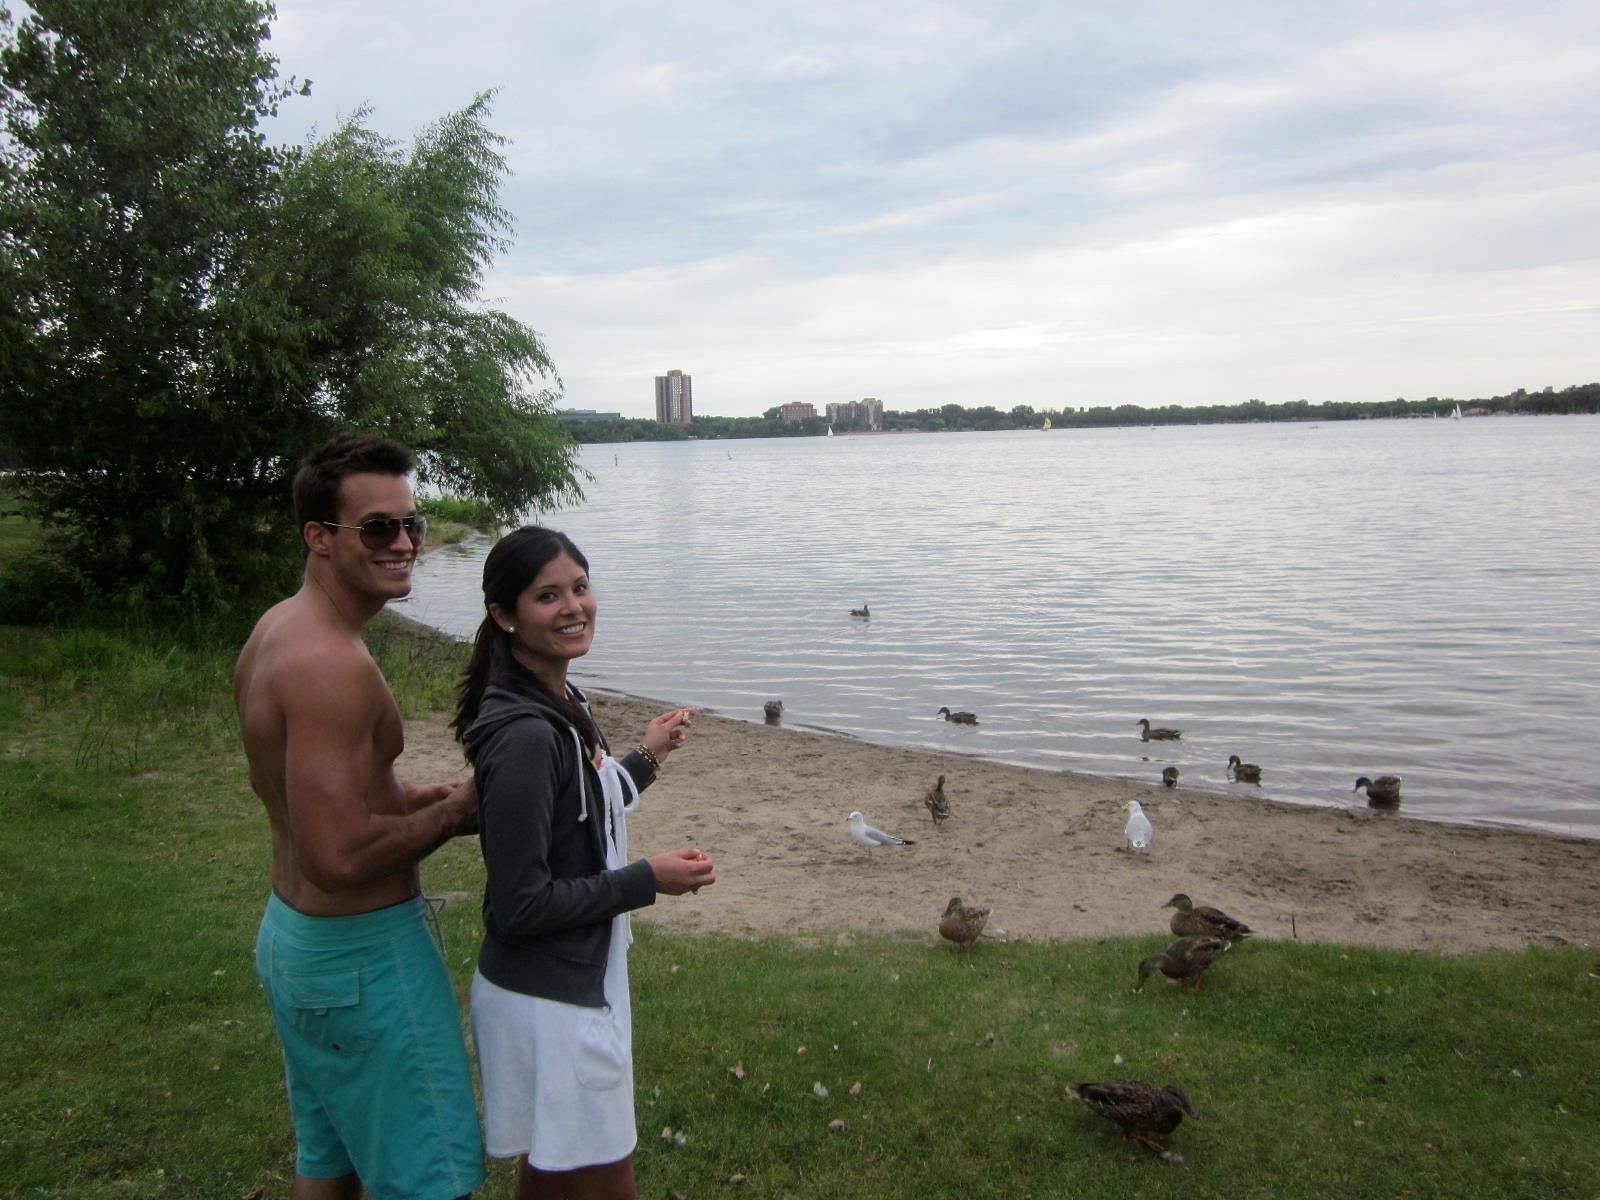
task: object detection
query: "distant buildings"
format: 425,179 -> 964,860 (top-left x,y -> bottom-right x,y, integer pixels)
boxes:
654,370 -> 694,424
824,397 -> 882,430
779,402 -> 817,424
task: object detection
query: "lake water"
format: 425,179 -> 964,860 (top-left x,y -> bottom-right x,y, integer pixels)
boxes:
403,415 -> 1600,840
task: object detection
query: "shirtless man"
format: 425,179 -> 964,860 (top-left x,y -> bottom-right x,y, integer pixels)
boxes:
236,434 -> 484,1200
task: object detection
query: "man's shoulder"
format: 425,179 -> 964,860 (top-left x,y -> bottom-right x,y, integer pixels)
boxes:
243,598 -> 382,700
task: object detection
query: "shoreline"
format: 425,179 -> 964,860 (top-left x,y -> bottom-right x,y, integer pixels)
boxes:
399,681 -> 1600,954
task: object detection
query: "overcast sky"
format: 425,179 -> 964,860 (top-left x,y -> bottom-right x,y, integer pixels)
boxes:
266,1 -> 1600,418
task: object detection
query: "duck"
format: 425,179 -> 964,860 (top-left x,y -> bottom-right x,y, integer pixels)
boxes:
1066,1080 -> 1197,1154
938,896 -> 990,953
1161,766 -> 1180,789
1137,935 -> 1231,991
1162,893 -> 1251,942
850,603 -> 870,618
1137,718 -> 1181,741
1226,754 -> 1262,784
1354,774 -> 1403,806
923,774 -> 951,824
762,699 -> 783,724
937,706 -> 979,725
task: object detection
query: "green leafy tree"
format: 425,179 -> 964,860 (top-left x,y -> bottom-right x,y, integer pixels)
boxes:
0,0 -> 577,613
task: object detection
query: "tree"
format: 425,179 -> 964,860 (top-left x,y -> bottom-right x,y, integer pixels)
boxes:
0,0 -> 578,612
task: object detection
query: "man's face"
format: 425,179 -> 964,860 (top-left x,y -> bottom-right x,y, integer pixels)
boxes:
322,472 -> 422,601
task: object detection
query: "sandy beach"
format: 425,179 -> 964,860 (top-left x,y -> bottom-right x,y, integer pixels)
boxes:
403,690 -> 1600,954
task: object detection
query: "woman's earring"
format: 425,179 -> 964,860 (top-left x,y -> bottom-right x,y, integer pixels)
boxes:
504,626 -> 515,633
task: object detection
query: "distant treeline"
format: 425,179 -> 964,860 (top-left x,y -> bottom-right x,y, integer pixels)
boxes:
561,382 -> 1600,443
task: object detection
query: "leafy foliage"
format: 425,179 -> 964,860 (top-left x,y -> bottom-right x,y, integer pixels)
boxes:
0,1 -> 578,614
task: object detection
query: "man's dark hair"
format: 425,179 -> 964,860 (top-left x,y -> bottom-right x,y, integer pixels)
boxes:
292,434 -> 416,548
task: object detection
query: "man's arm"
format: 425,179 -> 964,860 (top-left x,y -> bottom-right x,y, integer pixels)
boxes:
282,653 -> 475,893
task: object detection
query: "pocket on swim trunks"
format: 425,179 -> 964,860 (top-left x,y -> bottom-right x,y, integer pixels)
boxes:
274,968 -> 376,1056
574,1010 -> 627,1091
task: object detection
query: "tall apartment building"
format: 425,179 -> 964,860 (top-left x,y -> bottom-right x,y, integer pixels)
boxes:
654,370 -> 694,424
824,397 -> 884,430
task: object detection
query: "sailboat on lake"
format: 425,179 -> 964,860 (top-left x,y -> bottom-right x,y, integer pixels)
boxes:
1452,404 -> 1462,421
1041,415 -> 1052,431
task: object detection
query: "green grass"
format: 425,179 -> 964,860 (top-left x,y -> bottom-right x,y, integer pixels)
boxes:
2,619 -> 1596,1199
418,495 -> 501,549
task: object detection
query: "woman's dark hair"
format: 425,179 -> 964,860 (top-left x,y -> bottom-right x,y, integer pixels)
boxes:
451,526 -> 600,755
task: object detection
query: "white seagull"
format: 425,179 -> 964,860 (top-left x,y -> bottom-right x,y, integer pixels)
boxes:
1124,800 -> 1153,852
848,810 -> 914,857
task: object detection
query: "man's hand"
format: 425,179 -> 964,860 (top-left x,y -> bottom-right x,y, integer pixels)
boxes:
405,777 -> 477,836
647,847 -> 716,896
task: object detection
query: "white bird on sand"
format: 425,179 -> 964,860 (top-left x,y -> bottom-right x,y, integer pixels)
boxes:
1124,800 -> 1153,851
848,811 -> 914,856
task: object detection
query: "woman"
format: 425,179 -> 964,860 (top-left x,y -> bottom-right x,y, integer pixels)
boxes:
453,526 -> 716,1200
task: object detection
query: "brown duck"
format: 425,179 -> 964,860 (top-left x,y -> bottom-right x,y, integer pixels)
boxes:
937,706 -> 979,725
1136,935 -> 1231,991
1226,754 -> 1262,784
1067,1080 -> 1197,1154
938,896 -> 990,954
1354,774 -> 1402,806
1162,893 -> 1251,942
1137,718 -> 1181,741
923,774 -> 951,824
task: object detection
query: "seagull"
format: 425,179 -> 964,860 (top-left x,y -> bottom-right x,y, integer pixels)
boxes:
847,810 -> 914,856
850,602 -> 870,618
923,775 -> 951,824
1161,767 -> 1180,789
937,706 -> 979,725
1226,755 -> 1262,784
1354,775 -> 1403,806
1137,718 -> 1182,741
938,896 -> 990,953
1124,800 -> 1153,851
763,699 -> 783,724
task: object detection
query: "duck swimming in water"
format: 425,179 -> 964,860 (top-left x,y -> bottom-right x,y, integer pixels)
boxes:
850,602 -> 870,618
1226,755 -> 1262,784
1354,774 -> 1403,806
937,706 -> 979,725
1137,718 -> 1181,741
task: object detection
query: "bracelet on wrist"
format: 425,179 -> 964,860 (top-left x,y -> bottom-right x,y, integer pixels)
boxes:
634,743 -> 661,772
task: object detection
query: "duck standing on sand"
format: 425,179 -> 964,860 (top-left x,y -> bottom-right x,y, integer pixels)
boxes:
763,699 -> 783,724
1161,767 -> 1180,789
1066,1080 -> 1197,1155
937,706 -> 979,725
1137,718 -> 1181,741
923,775 -> 951,824
938,896 -> 990,953
1162,893 -> 1251,942
1354,774 -> 1403,806
1226,755 -> 1262,784
1136,935 -> 1231,991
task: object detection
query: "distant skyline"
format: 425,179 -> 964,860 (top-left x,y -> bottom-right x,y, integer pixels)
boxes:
266,1 -> 1600,418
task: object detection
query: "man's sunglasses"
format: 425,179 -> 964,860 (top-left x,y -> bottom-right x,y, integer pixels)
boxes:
319,515 -> 428,550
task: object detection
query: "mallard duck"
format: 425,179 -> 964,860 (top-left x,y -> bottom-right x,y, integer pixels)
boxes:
847,810 -> 914,857
923,774 -> 951,824
1136,935 -> 1231,991
937,706 -> 979,725
1123,800 -> 1153,851
850,602 -> 870,618
1067,1080 -> 1197,1154
763,699 -> 783,724
939,896 -> 990,953
1161,766 -> 1180,789
1226,754 -> 1262,784
1137,718 -> 1181,741
1354,774 -> 1403,805
1162,893 -> 1251,942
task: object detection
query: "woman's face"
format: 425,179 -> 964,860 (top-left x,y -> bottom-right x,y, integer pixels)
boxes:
500,551 -> 597,671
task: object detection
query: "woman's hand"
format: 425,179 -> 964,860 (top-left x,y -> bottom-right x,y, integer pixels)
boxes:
647,847 -> 716,896
642,707 -> 695,766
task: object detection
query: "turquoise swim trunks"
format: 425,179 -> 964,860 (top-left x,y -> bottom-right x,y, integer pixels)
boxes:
255,893 -> 484,1199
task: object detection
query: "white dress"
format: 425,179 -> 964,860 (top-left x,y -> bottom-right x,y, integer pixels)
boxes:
472,751 -> 641,1169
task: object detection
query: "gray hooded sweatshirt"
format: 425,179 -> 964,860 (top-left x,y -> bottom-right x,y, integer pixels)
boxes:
463,655 -> 658,1007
